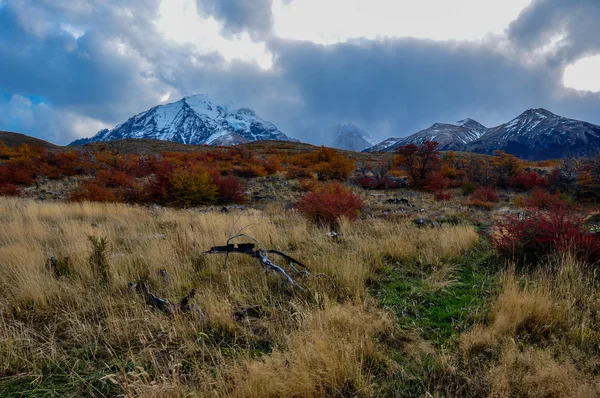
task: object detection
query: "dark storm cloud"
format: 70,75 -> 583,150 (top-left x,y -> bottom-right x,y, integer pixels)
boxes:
269,36 -> 600,142
196,0 -> 274,39
509,0 -> 600,64
1,0 -> 599,145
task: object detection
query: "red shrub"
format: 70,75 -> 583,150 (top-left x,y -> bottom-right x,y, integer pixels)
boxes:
95,170 -> 133,189
354,175 -> 378,189
423,172 -> 449,192
0,163 -> 36,186
492,208 -> 600,265
70,181 -> 118,202
523,189 -> 568,209
0,182 -> 20,196
508,171 -> 547,191
353,174 -> 401,190
214,175 -> 246,204
296,182 -> 364,226
470,187 -> 499,203
435,191 -> 453,201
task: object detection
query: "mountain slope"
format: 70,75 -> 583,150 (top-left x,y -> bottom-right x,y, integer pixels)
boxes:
330,124 -> 374,151
365,109 -> 600,160
466,109 -> 600,159
365,118 -> 487,152
70,95 -> 294,146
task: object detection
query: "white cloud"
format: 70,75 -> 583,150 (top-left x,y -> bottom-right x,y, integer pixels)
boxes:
156,0 -> 273,69
0,95 -> 110,144
272,0 -> 533,44
563,55 -> 600,93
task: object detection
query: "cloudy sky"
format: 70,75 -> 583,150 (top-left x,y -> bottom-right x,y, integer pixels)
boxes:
0,0 -> 599,145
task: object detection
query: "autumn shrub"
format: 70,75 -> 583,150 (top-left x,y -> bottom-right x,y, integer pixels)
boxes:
285,165 -> 313,180
0,162 -> 37,186
491,208 -> 600,266
461,181 -> 476,196
353,173 -> 401,190
95,169 -> 134,189
0,182 -> 20,196
471,187 -> 499,203
394,141 -> 441,188
435,191 -> 453,201
232,163 -> 267,178
353,174 -> 378,189
311,150 -> 356,181
423,172 -> 450,192
70,181 -> 118,202
296,182 -> 364,227
523,189 -> 569,209
507,171 -> 547,191
167,167 -> 218,207
214,175 -> 246,204
465,199 -> 496,210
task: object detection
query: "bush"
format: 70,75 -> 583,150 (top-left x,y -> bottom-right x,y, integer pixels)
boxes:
461,181 -> 476,196
435,191 -> 453,201
214,175 -> 246,204
470,187 -> 499,203
394,141 -> 441,188
0,182 -> 20,196
296,182 -> 364,227
167,167 -> 218,207
508,171 -> 547,191
353,175 -> 378,189
310,147 -> 356,181
523,189 -> 568,209
464,199 -> 496,210
491,208 -> 600,265
70,181 -> 118,202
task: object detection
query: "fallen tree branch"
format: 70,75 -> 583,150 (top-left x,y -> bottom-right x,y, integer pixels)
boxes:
128,282 -> 206,321
204,243 -> 310,290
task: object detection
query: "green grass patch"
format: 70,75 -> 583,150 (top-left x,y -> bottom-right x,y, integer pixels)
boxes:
373,245 -> 498,346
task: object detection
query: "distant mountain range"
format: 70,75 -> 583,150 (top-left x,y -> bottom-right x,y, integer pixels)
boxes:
69,94 -> 295,147
365,109 -> 600,160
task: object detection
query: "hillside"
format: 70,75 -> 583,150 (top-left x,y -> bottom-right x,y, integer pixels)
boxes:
0,130 -> 57,149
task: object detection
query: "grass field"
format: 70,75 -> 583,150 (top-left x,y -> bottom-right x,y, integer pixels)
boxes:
1,195 -> 599,397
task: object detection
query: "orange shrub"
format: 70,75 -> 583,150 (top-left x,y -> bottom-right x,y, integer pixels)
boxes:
167,167 -> 218,207
296,182 -> 364,227
464,199 -> 496,210
312,155 -> 355,181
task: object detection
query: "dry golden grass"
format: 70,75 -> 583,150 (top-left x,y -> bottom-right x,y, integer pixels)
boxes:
0,197 -> 479,397
455,256 -> 600,397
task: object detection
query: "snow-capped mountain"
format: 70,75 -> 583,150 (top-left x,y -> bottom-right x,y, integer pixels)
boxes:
364,118 -> 487,152
365,109 -> 600,160
465,109 -> 600,160
69,94 -> 294,146
330,124 -> 374,151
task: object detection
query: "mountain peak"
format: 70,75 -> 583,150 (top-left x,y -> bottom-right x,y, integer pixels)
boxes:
69,95 -> 293,146
520,108 -> 557,119
331,123 -> 374,151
